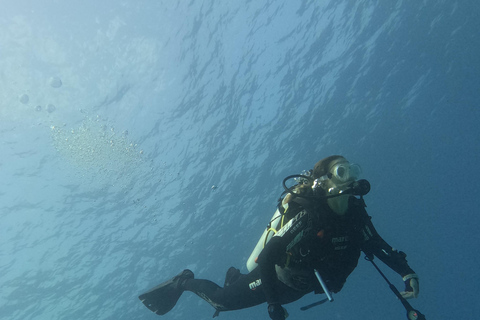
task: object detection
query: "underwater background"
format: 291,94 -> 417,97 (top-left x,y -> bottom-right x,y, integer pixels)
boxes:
1,1 -> 479,319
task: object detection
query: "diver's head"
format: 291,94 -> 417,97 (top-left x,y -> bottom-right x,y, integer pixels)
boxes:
312,156 -> 361,187
312,155 -> 363,215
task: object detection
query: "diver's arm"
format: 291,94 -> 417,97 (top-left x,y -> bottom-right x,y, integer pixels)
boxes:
257,208 -> 309,305
361,216 -> 415,276
257,236 -> 287,304
361,215 -> 419,298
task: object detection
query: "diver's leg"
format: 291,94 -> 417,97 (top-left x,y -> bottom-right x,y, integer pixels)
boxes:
184,267 -> 267,311
139,267 -> 308,316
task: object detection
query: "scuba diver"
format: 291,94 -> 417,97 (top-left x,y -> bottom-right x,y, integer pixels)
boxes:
139,155 -> 420,320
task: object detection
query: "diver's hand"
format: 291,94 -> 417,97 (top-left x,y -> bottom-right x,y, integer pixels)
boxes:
401,274 -> 419,299
268,303 -> 289,320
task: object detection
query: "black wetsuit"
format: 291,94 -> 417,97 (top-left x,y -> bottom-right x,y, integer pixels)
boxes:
183,195 -> 415,312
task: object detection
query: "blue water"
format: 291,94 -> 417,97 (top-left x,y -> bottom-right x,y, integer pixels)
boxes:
1,1 -> 479,319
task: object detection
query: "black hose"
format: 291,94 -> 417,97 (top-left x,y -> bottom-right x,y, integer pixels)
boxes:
364,255 -> 426,320
282,174 -> 313,195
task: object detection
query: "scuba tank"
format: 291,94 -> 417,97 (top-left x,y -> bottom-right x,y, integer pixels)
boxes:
246,173 -> 313,272
246,208 -> 283,271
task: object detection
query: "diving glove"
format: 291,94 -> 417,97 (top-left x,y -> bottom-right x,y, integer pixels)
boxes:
268,303 -> 289,320
401,273 -> 419,299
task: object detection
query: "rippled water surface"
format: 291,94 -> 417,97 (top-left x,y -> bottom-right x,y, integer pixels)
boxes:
1,1 -> 479,319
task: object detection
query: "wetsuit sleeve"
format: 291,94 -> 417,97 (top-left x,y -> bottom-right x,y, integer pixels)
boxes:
257,236 -> 288,304
256,208 -> 309,304
361,215 -> 415,277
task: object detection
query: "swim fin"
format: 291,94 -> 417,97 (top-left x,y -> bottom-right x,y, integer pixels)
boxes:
224,266 -> 241,287
139,269 -> 194,315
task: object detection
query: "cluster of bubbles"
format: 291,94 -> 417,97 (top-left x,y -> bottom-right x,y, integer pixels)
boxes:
34,104 -> 56,113
50,115 -> 145,188
18,76 -> 62,113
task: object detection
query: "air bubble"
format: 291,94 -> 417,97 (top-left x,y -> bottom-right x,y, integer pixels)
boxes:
49,76 -> 62,88
19,94 -> 29,104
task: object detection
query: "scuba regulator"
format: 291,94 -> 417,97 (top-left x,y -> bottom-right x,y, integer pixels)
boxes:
282,173 -> 371,200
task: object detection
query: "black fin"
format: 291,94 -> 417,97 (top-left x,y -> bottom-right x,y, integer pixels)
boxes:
139,269 -> 194,315
224,267 -> 241,287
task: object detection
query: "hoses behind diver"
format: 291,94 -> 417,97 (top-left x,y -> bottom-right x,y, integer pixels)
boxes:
282,175 -> 370,199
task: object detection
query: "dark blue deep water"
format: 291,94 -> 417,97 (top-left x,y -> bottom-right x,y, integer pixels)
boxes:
1,1 -> 479,319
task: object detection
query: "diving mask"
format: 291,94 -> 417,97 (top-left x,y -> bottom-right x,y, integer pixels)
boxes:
312,162 -> 364,197
329,162 -> 362,183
